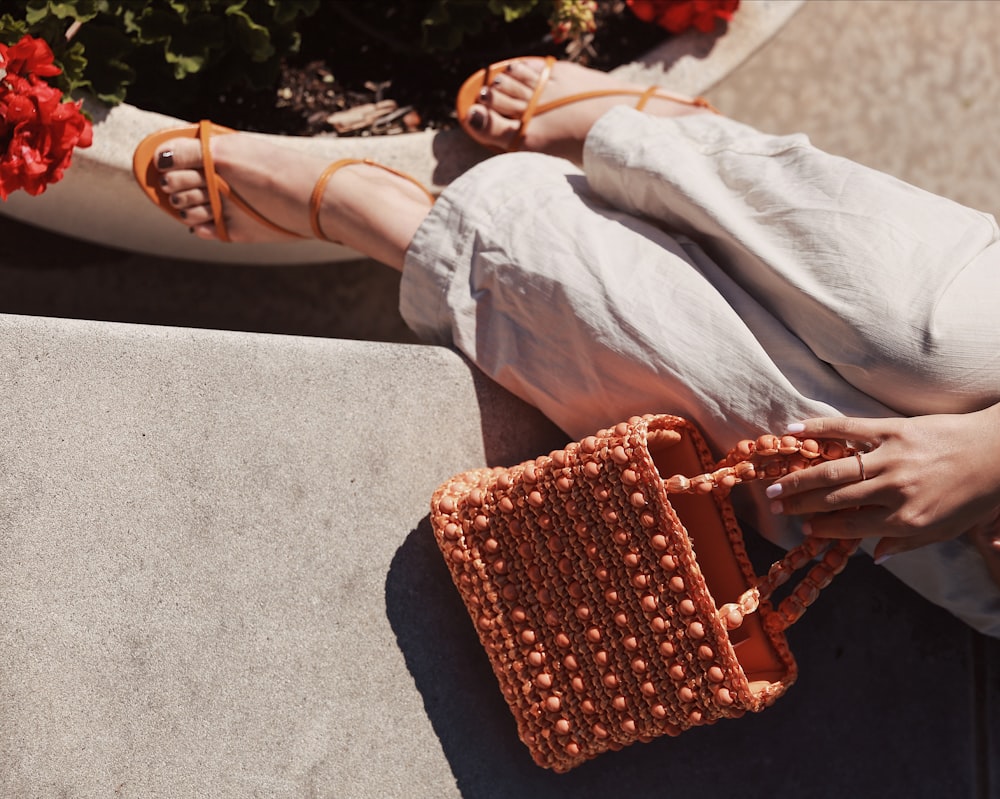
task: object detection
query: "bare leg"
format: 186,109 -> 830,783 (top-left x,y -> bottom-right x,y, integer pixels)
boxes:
463,57 -> 715,163
151,58 -> 713,264
154,134 -> 433,272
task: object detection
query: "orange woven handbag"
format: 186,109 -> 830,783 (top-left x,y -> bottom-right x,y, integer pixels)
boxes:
430,414 -> 859,772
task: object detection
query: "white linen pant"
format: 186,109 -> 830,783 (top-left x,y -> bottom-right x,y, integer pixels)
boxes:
401,107 -> 1000,637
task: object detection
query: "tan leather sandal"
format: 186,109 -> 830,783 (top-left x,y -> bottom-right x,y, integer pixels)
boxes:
456,55 -> 720,153
133,121 -> 434,243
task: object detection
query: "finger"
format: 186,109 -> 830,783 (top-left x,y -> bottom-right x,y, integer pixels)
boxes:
872,526 -> 958,563
767,451 -> 874,504
785,416 -> 889,446
775,484 -> 877,519
802,506 -> 890,539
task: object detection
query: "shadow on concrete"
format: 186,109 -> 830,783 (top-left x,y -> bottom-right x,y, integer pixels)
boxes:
431,129 -> 490,188
0,216 -> 418,343
631,20 -> 724,70
386,515 -> 983,798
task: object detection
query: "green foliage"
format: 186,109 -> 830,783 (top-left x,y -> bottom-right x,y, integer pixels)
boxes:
0,0 -> 575,112
0,0 -> 320,106
421,0 -> 548,51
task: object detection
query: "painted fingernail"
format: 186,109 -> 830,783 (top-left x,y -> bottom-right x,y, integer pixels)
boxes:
157,150 -> 174,169
802,521 -> 813,536
786,423 -> 805,434
765,483 -> 783,499
469,108 -> 486,131
874,553 -> 893,566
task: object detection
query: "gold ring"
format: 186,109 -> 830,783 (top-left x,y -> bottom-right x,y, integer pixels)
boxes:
855,451 -> 867,482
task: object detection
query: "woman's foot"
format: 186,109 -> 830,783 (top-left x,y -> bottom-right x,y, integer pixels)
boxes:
153,133 -> 433,270
462,57 -> 715,163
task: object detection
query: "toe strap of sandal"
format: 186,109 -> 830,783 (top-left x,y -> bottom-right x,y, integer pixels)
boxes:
198,119 -> 229,242
510,55 -> 557,152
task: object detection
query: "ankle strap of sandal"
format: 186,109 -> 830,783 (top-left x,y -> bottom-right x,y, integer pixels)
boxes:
309,158 -> 435,243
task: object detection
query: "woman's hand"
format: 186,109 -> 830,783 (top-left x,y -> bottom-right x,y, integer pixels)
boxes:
765,404 -> 1000,563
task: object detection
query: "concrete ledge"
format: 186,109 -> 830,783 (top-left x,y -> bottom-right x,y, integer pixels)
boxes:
0,314 -> 565,797
0,313 -> 986,797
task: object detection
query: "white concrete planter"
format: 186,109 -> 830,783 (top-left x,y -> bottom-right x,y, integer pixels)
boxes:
0,0 -> 801,265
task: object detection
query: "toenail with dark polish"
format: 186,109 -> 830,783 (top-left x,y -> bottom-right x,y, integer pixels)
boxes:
157,150 -> 174,169
469,109 -> 486,131
178,209 -> 187,219
160,176 -> 169,187
479,87 -> 491,101
492,76 -> 502,86
170,195 -> 181,206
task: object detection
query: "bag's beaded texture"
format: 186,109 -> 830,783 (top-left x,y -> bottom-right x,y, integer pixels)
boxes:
430,414 -> 856,772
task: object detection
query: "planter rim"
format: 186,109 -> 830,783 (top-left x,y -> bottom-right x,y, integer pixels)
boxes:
0,1 -> 803,265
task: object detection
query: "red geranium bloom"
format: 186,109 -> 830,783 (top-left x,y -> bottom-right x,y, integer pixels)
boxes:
0,34 -> 93,200
1,35 -> 63,81
626,0 -> 740,35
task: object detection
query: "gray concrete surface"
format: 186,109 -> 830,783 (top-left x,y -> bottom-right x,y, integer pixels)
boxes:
0,316 -> 568,797
1,314 -> 993,798
1,1 -> 999,796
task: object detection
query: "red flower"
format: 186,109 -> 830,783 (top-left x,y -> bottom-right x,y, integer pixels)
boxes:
0,35 -> 93,200
626,0 -> 740,35
1,35 -> 62,81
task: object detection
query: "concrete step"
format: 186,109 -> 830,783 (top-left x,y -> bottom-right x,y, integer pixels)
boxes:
1,313 -> 990,797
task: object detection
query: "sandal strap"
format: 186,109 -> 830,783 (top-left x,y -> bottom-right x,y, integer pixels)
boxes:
198,120 -> 229,242
309,158 -> 435,243
221,179 -> 303,239
195,120 -> 303,241
531,86 -> 721,118
510,55 -> 557,152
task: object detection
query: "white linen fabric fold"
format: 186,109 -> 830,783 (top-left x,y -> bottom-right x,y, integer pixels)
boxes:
401,106 -> 1000,637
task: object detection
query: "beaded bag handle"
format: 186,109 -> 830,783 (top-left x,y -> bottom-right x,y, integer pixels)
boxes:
663,433 -> 862,634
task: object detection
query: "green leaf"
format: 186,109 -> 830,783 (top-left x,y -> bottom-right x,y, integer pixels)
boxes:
3,0 -> 323,108
488,0 -> 542,23
225,5 -> 275,63
24,0 -> 100,24
421,0 -> 546,51
0,15 -> 32,45
268,0 -> 319,26
71,17 -> 134,103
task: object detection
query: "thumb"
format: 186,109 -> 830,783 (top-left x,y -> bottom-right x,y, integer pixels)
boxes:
873,527 -> 958,566
872,536 -> 899,566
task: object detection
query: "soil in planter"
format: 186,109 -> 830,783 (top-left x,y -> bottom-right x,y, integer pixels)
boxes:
127,1 -> 671,138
